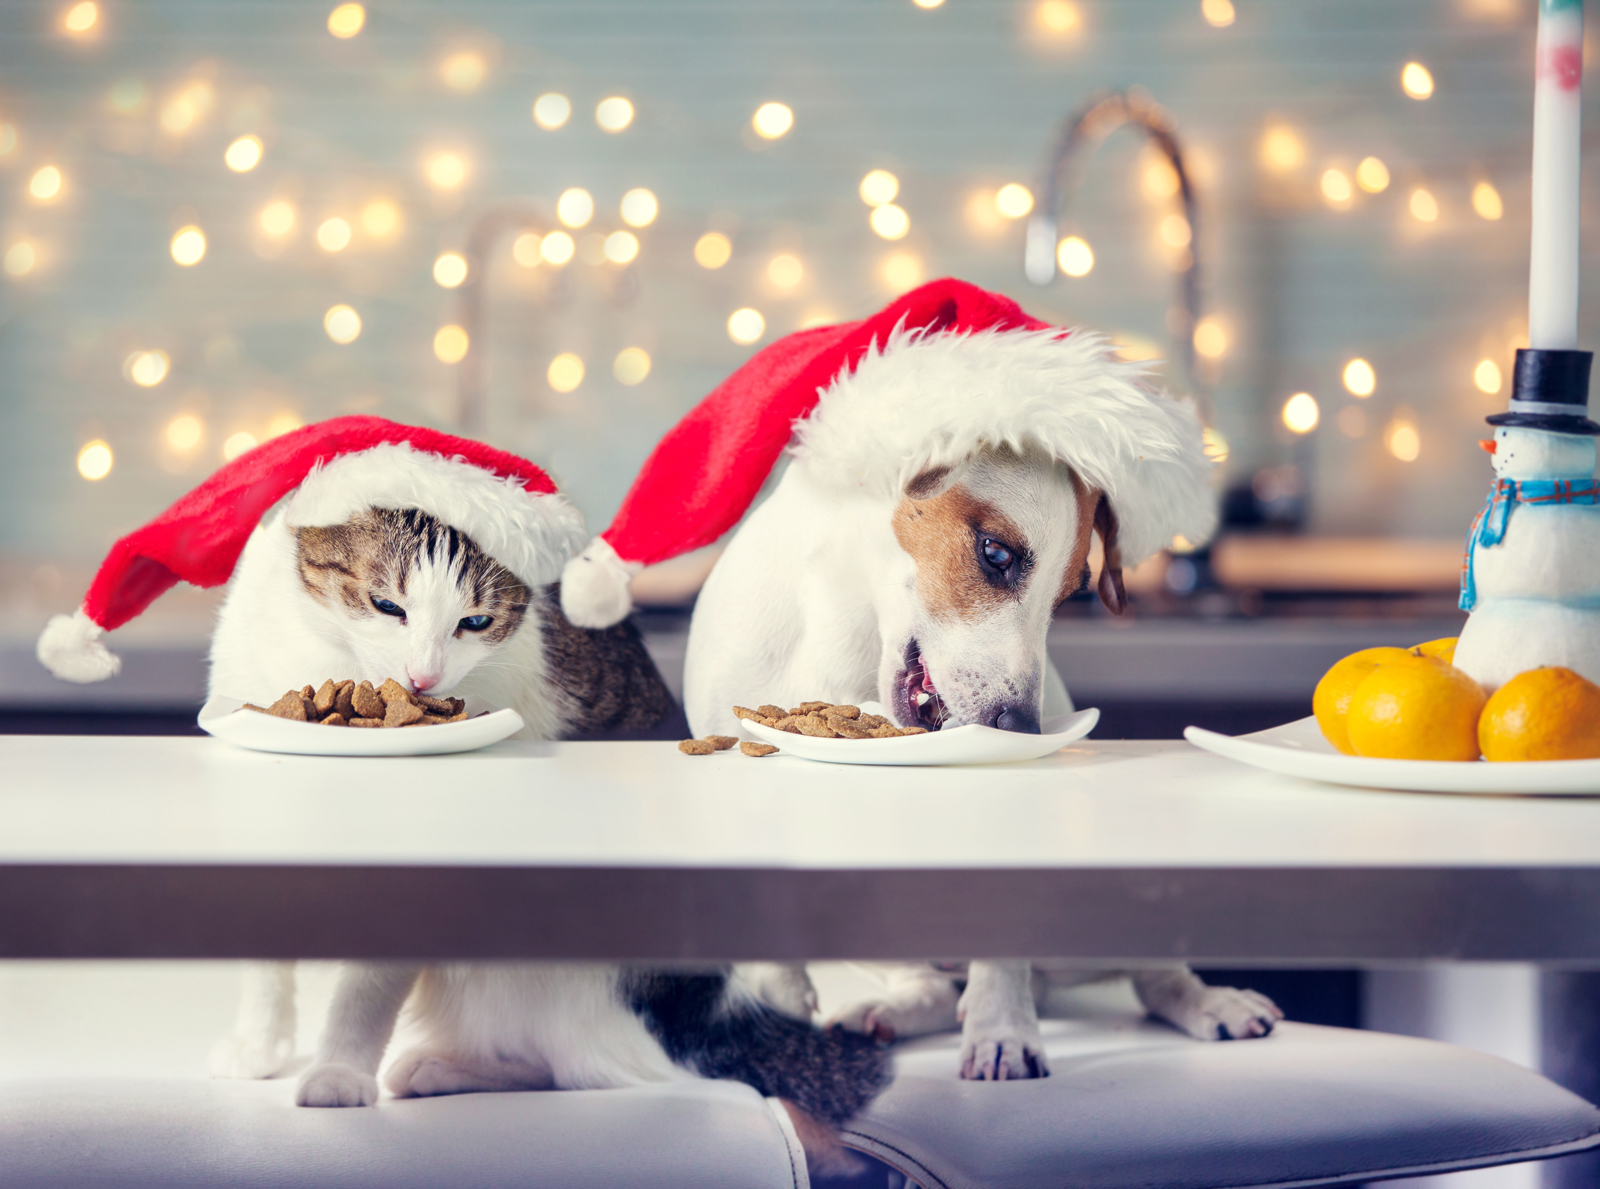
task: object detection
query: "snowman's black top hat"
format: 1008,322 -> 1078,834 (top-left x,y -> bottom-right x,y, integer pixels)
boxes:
1487,348 -> 1600,435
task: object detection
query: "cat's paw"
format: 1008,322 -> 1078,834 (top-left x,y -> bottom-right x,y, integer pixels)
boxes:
1165,985 -> 1283,1042
208,1032 -> 294,1080
385,1050 -> 473,1099
296,1061 -> 378,1107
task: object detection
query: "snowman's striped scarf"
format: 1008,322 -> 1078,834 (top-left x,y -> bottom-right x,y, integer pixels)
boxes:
1460,477 -> 1600,611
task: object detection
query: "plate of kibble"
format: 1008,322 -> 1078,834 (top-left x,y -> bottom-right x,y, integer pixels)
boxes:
684,700 -> 1099,767
199,678 -> 524,757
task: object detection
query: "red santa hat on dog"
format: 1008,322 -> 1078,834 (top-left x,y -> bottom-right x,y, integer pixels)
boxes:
38,415 -> 585,683
561,277 -> 1216,628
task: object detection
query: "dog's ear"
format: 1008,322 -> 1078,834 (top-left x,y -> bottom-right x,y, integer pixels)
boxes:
1093,493 -> 1127,616
904,455 -> 973,502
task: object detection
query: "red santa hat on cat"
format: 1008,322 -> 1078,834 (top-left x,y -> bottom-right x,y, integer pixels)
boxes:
560,277 -> 1215,628
38,415 -> 586,683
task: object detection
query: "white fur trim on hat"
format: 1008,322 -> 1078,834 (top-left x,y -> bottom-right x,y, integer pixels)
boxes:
37,608 -> 121,683
790,325 -> 1217,566
284,442 -> 588,588
560,536 -> 643,629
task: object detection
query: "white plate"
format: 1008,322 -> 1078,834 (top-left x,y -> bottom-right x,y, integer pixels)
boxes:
198,695 -> 524,757
1184,715 -> 1600,796
739,702 -> 1100,767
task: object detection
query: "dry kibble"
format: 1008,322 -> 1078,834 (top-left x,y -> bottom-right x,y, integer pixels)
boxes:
796,715 -> 838,738
300,685 -> 315,700
334,680 -> 356,719
733,706 -> 763,722
869,725 -> 903,738
379,677 -> 413,707
828,719 -> 872,739
352,681 -> 385,719
730,700 -> 927,743
678,738 -> 716,755
828,705 -> 861,720
796,701 -> 832,714
705,735 -> 738,751
320,712 -> 348,727
756,704 -> 787,721
772,716 -> 804,733
313,679 -> 338,716
264,691 -> 308,722
348,717 -> 384,728
740,742 -> 779,757
385,698 -> 425,728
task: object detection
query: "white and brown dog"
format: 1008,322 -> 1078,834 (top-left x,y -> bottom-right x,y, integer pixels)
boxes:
562,281 -> 1282,1080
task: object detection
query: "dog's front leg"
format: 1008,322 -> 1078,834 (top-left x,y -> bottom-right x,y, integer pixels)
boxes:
296,963 -> 420,1107
209,960 -> 297,1079
958,960 -> 1048,1080
1132,966 -> 1282,1041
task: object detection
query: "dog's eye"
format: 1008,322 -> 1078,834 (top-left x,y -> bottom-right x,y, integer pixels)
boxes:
371,596 -> 406,618
981,538 -> 1015,571
459,614 -> 493,632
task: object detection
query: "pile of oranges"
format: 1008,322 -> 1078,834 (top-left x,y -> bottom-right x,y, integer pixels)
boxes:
1314,639 -> 1600,762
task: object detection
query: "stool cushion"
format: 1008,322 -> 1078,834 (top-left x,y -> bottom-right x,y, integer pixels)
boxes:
847,1016 -> 1600,1189
0,1077 -> 807,1189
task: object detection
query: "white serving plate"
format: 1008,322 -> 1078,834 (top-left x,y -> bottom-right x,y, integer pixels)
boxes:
1185,715 -> 1600,796
199,695 -> 523,757
739,702 -> 1100,767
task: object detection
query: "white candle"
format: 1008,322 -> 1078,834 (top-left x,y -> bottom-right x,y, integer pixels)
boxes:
1529,0 -> 1585,350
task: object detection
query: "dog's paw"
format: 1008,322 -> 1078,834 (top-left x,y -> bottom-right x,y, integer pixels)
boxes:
208,1032 -> 294,1080
295,1061 -> 378,1107
1172,985 -> 1283,1041
825,999 -> 901,1043
384,1050 -> 472,1099
959,1027 -> 1050,1081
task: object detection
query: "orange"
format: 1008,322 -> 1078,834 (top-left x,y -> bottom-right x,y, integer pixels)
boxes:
1411,637 -> 1458,664
1479,666 -> 1600,762
1346,654 -> 1486,761
1314,647 -> 1413,754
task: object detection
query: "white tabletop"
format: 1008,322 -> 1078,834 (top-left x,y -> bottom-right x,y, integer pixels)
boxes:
4,735 -> 1599,962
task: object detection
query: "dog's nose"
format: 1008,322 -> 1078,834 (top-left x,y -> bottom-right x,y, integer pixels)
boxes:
987,704 -> 1041,734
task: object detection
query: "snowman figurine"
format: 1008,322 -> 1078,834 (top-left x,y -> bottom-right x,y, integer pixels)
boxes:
1454,348 -> 1600,692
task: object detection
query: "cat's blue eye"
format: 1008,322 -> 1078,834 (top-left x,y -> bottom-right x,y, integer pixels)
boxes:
459,614 -> 493,632
371,597 -> 406,618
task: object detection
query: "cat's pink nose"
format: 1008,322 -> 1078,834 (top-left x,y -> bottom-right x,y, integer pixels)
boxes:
407,669 -> 441,693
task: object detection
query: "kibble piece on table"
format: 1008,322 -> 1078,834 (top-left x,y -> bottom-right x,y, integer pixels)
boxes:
705,735 -> 738,751
740,741 -> 779,757
678,738 -> 716,755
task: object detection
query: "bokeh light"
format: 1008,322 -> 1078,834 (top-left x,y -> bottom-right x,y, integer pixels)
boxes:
76,440 -> 112,481
1409,188 -> 1439,222
324,304 -> 361,344
159,81 -> 213,135
1356,157 -> 1390,193
767,253 -> 803,288
1320,168 -> 1353,205
1342,358 -> 1376,397
1057,235 -> 1094,277
1472,182 -> 1503,220
557,188 -> 594,228
881,252 -> 923,292
327,3 -> 364,37
5,241 -> 36,277
316,217 -> 352,252
259,200 -> 296,238
425,151 -> 468,191
1474,358 -> 1503,394
62,2 -> 98,35
727,307 -> 766,344
620,188 -> 658,227
1033,0 -> 1080,35
1201,0 -> 1235,27
222,431 -> 257,461
1386,418 -> 1421,461
169,225 -> 206,266
434,324 -> 469,363
533,93 -> 571,129
596,97 -> 634,132
548,352 -> 585,391
360,199 -> 401,239
440,51 -> 487,92
126,350 -> 169,387
512,232 -> 541,267
695,232 -> 732,269
165,414 -> 203,452
604,231 -> 639,264
433,251 -> 468,288
1142,154 -> 1179,199
1259,125 -> 1303,172
1159,213 -> 1192,248
540,230 -> 575,265
860,170 -> 899,207
870,203 -> 910,240
224,135 -> 263,172
995,183 -> 1034,218
1401,62 -> 1434,100
1282,392 -> 1320,434
29,166 -> 63,202
265,412 -> 303,439
613,347 -> 651,385
1193,316 -> 1228,359
752,102 -> 793,139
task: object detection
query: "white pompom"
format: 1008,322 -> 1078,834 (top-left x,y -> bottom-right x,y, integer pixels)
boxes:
559,538 -> 641,629
36,608 -> 121,683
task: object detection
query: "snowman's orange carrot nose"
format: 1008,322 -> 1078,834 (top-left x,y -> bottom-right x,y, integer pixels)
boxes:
1479,439 -> 1498,454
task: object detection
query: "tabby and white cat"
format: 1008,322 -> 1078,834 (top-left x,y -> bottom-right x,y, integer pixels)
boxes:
208,503 -> 886,1133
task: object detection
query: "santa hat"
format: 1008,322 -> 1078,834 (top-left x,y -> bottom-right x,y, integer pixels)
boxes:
38,415 -> 586,683
560,277 -> 1216,628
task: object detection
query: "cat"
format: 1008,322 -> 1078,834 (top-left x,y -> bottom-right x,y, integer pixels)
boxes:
209,503 -> 677,1081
